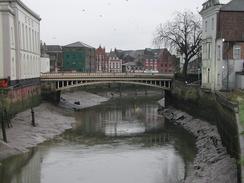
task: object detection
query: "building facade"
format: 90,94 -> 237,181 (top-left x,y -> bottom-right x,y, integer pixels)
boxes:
40,42 -> 50,73
46,45 -> 63,72
108,51 -> 122,73
158,49 -> 176,74
200,0 -> 244,90
96,46 -> 109,72
63,42 -> 96,72
122,62 -> 144,73
0,0 -> 41,86
144,58 -> 158,72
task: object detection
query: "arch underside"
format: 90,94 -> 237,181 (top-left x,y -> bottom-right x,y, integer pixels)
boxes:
55,80 -> 171,91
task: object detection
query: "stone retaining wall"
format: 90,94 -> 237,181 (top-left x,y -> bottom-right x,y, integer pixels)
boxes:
169,80 -> 241,182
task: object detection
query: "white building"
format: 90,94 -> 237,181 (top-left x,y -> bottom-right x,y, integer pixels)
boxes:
109,56 -> 122,73
0,0 -> 41,85
40,57 -> 50,73
200,0 -> 244,90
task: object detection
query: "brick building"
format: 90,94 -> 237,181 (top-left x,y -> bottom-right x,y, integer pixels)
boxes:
200,0 -> 244,90
144,49 -> 176,74
96,46 -> 109,72
158,49 -> 176,74
144,57 -> 158,72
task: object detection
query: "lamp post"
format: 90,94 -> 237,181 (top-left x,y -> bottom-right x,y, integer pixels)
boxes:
197,67 -> 201,83
0,88 -> 7,143
31,90 -> 36,127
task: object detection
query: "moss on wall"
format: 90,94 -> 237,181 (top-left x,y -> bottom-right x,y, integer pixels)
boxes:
0,85 -> 41,119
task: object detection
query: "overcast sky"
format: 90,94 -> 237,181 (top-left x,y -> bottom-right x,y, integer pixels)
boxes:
21,0 -> 231,50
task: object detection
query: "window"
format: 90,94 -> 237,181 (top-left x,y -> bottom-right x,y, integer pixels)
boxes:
233,45 -> 241,60
22,23 -> 25,49
32,30 -> 34,52
29,28 -> 31,51
18,22 -> 21,47
211,18 -> 214,30
11,27 -> 14,46
205,20 -> 208,32
206,43 -> 211,59
217,45 -> 221,60
25,26 -> 28,50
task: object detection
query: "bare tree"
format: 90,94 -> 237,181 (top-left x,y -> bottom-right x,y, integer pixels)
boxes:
154,11 -> 202,79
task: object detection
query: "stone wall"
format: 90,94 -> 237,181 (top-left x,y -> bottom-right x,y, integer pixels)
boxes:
1,84 -> 41,117
168,81 -> 240,180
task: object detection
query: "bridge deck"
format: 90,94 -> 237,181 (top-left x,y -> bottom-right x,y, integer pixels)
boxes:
40,72 -> 174,91
41,72 -> 174,80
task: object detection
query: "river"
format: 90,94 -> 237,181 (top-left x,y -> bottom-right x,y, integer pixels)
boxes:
0,95 -> 196,183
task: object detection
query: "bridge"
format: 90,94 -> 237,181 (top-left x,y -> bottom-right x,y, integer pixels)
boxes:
40,72 -> 174,91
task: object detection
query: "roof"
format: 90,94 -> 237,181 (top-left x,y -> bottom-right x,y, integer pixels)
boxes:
123,62 -> 136,66
221,0 -> 244,11
46,45 -> 62,52
64,41 -> 94,49
108,51 -> 118,58
0,0 -> 41,20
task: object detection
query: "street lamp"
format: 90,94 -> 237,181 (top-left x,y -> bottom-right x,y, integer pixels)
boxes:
0,87 -> 8,142
197,67 -> 201,83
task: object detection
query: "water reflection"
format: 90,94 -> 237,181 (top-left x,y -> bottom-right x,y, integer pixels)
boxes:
0,149 -> 41,183
74,99 -> 165,137
0,96 -> 196,183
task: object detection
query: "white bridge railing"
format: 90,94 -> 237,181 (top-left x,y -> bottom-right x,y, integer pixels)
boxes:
41,72 -> 174,91
41,72 -> 174,79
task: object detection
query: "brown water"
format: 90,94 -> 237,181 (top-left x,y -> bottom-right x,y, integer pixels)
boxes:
0,96 -> 196,183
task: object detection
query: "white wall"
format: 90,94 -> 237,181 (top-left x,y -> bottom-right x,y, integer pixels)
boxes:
40,57 -> 50,73
16,3 -> 40,80
201,4 -> 222,90
0,1 -> 41,82
0,13 -> 3,79
236,74 -> 244,89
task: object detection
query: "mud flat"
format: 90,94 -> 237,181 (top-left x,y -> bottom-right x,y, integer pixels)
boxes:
162,107 -> 237,183
0,92 -> 110,161
60,91 -> 109,110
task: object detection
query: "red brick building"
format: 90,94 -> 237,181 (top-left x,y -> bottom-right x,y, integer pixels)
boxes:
143,48 -> 176,74
96,46 -> 109,72
157,49 -> 176,74
144,58 -> 158,71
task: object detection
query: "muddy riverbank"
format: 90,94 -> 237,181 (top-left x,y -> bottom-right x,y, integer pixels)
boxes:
161,107 -> 237,183
0,92 -> 110,161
